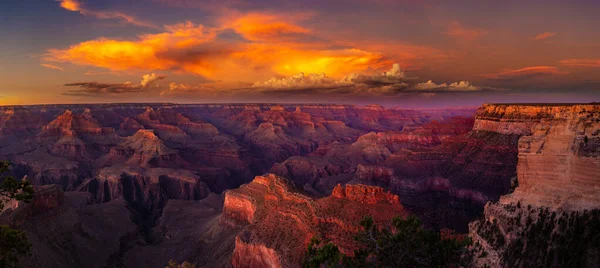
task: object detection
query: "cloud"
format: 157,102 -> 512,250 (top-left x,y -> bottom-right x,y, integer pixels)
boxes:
44,16 -> 389,82
341,63 -> 409,85
65,63 -> 489,100
559,58 -> 600,68
252,72 -> 341,89
63,73 -> 165,96
446,21 -> 486,41
45,21 -> 217,73
225,13 -> 313,43
532,32 -> 557,40
57,0 -> 157,28
40,63 -> 63,71
59,0 -> 81,12
250,63 -> 484,96
252,64 -> 410,92
83,70 -> 113,76
161,82 -> 214,96
153,0 -> 244,10
412,80 -> 479,91
482,66 -> 568,80
141,73 -> 167,87
160,81 -> 252,97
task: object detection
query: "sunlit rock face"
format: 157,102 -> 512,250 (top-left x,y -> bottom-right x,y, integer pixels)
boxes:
223,174 -> 406,268
331,183 -> 400,205
269,112 -> 518,231
0,106 -> 44,139
2,103 -> 598,267
468,104 -> 600,267
475,104 -> 600,211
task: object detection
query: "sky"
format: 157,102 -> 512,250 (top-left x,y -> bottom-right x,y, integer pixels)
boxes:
0,0 -> 599,107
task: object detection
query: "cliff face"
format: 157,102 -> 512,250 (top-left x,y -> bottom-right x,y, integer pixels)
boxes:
331,183 -> 400,205
222,174 -> 406,268
476,104 -> 600,210
468,104 -> 600,267
0,186 -> 138,268
273,112 -> 520,231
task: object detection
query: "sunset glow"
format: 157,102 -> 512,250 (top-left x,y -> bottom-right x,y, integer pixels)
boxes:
1,0 -> 599,105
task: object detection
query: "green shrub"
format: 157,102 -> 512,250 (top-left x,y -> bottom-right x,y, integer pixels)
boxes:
304,215 -> 472,267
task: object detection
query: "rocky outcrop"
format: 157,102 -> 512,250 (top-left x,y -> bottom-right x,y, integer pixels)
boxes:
31,185 -> 66,213
1,185 -> 66,225
0,187 -> 138,268
232,234 -> 282,268
23,110 -> 121,160
97,129 -> 189,168
0,106 -> 43,137
81,166 -> 210,206
352,164 -> 396,185
122,194 -> 235,268
222,174 -> 406,268
118,117 -> 145,136
476,104 -> 600,211
331,183 -> 400,205
468,103 -> 600,267
270,156 -> 350,188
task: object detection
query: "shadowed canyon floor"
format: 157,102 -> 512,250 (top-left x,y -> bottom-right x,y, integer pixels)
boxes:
1,103 -> 599,267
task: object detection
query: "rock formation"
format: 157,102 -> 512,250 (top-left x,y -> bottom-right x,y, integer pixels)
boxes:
468,104 -> 600,267
222,174 -> 406,268
0,185 -> 138,268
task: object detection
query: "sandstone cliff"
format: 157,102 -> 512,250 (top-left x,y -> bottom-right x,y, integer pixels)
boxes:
468,103 -> 600,267
222,174 -> 406,268
476,104 -> 600,210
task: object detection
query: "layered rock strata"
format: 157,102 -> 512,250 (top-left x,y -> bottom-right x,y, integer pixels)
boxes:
469,104 -> 600,267
222,174 -> 406,268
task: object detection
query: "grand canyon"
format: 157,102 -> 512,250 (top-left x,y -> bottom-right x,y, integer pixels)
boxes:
1,102 -> 598,267
2,1 -> 600,267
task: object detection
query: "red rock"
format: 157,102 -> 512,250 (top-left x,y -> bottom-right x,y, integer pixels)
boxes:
0,106 -> 43,136
118,117 -> 145,136
232,234 -> 282,268
31,184 -> 66,213
223,174 -> 407,267
331,183 -> 400,205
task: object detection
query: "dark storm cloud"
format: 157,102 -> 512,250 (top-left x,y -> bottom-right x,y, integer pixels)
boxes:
63,74 -> 166,96
63,82 -> 145,95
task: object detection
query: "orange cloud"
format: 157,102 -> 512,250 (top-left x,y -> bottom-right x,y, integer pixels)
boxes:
40,63 -> 63,71
57,0 -> 157,28
532,32 -> 557,40
559,58 -> 600,67
446,21 -> 486,41
45,21 -> 216,72
482,66 -> 567,79
45,17 -> 389,82
237,45 -> 389,78
226,13 -> 312,42
59,0 -> 81,12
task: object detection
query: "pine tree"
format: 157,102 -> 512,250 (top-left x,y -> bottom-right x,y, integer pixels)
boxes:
0,161 -> 35,268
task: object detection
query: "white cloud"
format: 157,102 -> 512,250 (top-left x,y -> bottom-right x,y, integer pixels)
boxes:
252,72 -> 343,89
141,73 -> 167,88
246,63 -> 483,96
413,80 -> 479,91
382,63 -> 405,79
